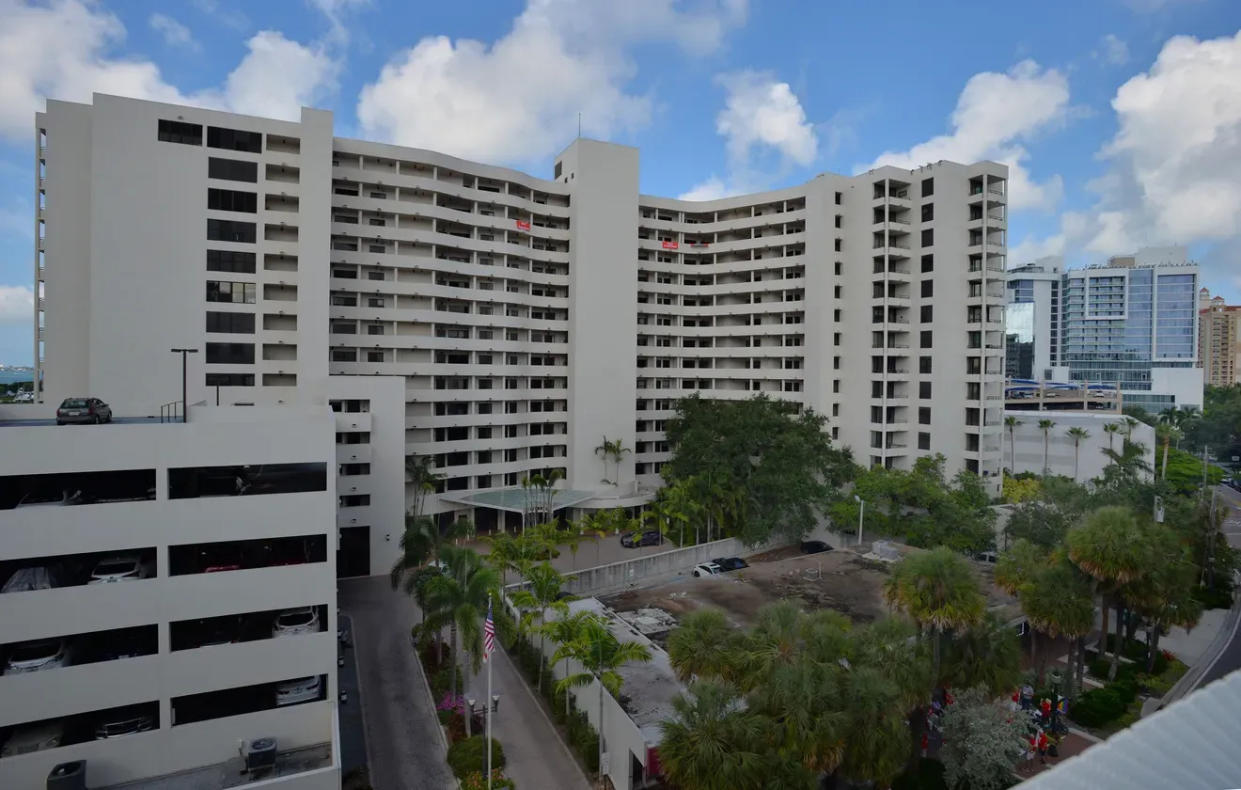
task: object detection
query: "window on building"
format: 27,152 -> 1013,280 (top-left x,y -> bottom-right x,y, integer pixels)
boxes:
834,191 -> 842,205
834,215 -> 842,228
921,254 -> 933,273
208,188 -> 257,213
205,373 -> 254,387
206,126 -> 262,153
921,280 -> 933,298
158,119 -> 202,145
920,228 -> 933,246
169,465 -> 326,499
920,305 -> 933,323
920,330 -> 932,348
834,239 -> 842,252
919,381 -> 932,399
207,219 -> 256,243
834,261 -> 842,276
918,432 -> 931,450
205,342 -> 255,365
206,249 -> 256,274
208,157 -> 258,182
919,407 -> 931,425
921,203 -> 934,222
921,178 -> 933,197
205,311 -> 255,334
919,356 -> 932,374
206,281 -> 256,304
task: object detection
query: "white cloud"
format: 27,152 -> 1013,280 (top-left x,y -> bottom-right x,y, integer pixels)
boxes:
859,60 -> 1070,212
0,0 -> 337,141
306,0 -> 367,44
1011,31 -> 1241,297
149,13 -> 199,51
715,70 -> 817,167
356,0 -> 747,163
1121,0 -> 1202,12
0,286 -> 34,325
678,177 -> 728,201
1095,34 -> 1129,65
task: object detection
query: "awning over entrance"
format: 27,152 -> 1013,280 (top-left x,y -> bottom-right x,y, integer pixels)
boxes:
438,487 -> 599,514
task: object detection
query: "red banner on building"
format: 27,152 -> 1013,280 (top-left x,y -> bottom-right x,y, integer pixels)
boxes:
515,220 -> 531,230
661,240 -> 679,249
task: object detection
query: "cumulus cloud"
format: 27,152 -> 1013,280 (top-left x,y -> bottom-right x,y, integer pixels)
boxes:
149,13 -> 199,51
1011,31 -> 1241,297
356,0 -> 747,163
0,286 -> 34,325
676,70 -> 816,201
0,0 -> 337,141
859,60 -> 1070,212
1095,34 -> 1129,65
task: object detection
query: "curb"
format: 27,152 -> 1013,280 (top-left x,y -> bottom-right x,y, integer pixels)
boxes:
1155,588 -> 1241,711
410,630 -> 460,790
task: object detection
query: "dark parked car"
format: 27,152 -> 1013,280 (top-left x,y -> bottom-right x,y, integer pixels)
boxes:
620,530 -> 661,548
800,540 -> 832,554
711,557 -> 749,571
56,397 -> 112,425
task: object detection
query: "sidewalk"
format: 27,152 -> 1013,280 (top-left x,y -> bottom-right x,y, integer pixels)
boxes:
468,648 -> 591,789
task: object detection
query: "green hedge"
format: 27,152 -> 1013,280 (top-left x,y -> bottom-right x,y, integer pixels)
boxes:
447,736 -> 506,779
1193,583 -> 1234,611
1070,687 -> 1129,728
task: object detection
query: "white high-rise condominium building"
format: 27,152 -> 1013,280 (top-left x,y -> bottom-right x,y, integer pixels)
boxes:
31,94 -> 1009,557
0,407 -> 339,788
1006,247 -> 1203,412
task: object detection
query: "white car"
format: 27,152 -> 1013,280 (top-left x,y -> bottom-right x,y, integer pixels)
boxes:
273,607 -> 319,637
4,639 -> 72,675
88,556 -> 151,584
275,675 -> 322,706
692,562 -> 723,578
1,721 -> 64,757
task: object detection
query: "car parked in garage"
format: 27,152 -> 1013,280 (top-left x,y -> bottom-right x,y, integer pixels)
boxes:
1,721 -> 64,757
94,708 -> 155,739
275,676 -> 323,706
88,556 -> 152,584
273,607 -> 320,637
56,397 -> 112,425
4,639 -> 73,674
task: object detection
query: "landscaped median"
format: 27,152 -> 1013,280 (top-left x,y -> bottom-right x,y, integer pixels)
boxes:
1070,640 -> 1187,732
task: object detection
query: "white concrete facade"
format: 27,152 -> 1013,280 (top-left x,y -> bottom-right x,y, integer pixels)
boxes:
0,407 -> 339,788
1003,410 -> 1156,482
33,94 -> 1009,550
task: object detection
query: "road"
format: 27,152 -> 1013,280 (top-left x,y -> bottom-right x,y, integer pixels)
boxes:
466,646 -> 592,790
339,576 -> 455,790
467,528 -> 712,579
1190,485 -> 1241,689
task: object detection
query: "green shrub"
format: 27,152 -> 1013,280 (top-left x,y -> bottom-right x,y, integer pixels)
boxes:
1192,583 -> 1234,611
1070,687 -> 1127,727
1103,634 -> 1148,661
447,736 -> 506,779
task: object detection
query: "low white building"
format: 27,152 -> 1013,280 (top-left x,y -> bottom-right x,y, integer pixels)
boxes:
1003,411 -> 1156,482
0,406 -> 339,789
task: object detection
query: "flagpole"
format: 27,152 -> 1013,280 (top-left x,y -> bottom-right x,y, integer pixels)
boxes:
486,592 -> 493,790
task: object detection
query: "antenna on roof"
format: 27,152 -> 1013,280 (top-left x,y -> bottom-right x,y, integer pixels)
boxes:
577,112 -> 582,139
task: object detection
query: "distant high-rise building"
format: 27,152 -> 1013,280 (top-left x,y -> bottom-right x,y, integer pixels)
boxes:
1198,287 -> 1241,388
1006,247 -> 1203,412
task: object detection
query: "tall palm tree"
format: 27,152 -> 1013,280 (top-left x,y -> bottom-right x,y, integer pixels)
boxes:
1102,422 -> 1122,464
659,681 -> 776,790
389,514 -> 439,592
738,601 -> 805,689
509,562 -> 569,692
1066,426 -> 1090,482
1004,415 -> 1022,475
543,610 -> 598,717
404,454 -> 440,521
883,547 -> 985,685
1155,422 -> 1182,480
593,437 -> 631,487
667,607 -> 741,684
941,612 -> 1022,696
1019,560 -> 1095,687
1122,416 -> 1140,442
1038,418 -> 1056,476
1067,506 -> 1150,681
422,545 -> 500,701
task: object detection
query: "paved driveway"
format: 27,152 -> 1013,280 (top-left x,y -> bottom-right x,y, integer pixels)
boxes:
340,577 -> 455,790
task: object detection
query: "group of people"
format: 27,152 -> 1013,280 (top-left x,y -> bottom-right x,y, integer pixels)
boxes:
1011,684 -> 1068,767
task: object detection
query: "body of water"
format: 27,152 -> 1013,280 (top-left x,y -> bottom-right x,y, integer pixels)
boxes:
0,370 -> 34,384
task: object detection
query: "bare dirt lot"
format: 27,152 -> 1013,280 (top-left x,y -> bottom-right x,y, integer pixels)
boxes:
602,548 -> 895,637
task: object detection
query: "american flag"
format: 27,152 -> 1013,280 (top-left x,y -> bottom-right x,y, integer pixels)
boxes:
483,601 -> 495,661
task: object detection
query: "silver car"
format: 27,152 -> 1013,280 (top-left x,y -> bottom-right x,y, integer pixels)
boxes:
56,396 -> 112,425
4,639 -> 72,674
88,556 -> 152,584
275,676 -> 322,706
272,607 -> 319,637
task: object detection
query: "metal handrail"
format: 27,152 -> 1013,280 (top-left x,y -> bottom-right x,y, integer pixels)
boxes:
159,401 -> 183,423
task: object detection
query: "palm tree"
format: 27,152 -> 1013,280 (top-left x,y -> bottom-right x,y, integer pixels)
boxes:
1123,416 -> 1140,442
1066,426 -> 1090,482
1038,418 -> 1056,476
659,681 -> 776,790
484,533 -> 523,586
1067,506 -> 1150,681
1004,415 -> 1022,475
667,607 -> 741,684
422,545 -> 500,701
543,610 -> 598,717
404,454 -> 440,521
1102,422 -> 1122,464
883,547 -> 985,685
941,612 -> 1022,696
509,562 -> 569,692
1019,560 -> 1095,686
553,614 -> 652,775
738,601 -> 805,689
389,514 -> 439,592
1156,420 -> 1182,480
593,437 -> 632,487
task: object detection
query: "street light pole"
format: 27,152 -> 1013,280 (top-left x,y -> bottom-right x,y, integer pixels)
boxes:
169,348 -> 198,423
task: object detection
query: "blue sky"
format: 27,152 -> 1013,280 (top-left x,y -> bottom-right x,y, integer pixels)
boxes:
1,0 -> 1239,364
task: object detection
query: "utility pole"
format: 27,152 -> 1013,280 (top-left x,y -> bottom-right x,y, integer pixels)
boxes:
169,348 -> 198,423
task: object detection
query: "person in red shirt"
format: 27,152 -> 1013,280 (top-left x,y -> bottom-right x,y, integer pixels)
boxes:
1037,730 -> 1049,764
